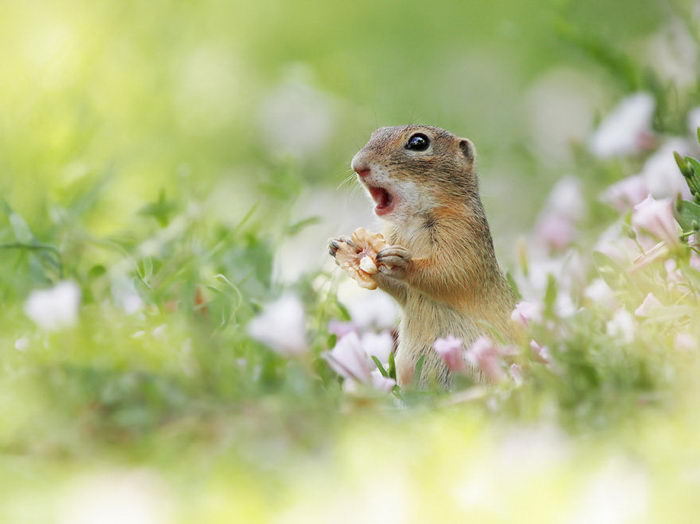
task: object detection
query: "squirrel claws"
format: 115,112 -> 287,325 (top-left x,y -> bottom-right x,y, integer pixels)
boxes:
376,245 -> 411,278
328,237 -> 356,257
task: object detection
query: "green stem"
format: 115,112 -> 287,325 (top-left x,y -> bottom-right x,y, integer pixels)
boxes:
0,242 -> 63,278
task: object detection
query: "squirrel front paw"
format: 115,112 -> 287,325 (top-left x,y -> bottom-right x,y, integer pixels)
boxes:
328,236 -> 355,258
328,232 -> 382,290
376,245 -> 412,279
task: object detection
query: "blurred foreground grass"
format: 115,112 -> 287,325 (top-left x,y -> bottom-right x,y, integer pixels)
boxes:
2,0 -> 700,522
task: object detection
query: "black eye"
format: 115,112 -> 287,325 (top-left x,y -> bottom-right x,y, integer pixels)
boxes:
405,133 -> 430,151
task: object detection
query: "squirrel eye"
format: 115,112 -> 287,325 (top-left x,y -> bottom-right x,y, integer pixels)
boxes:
405,133 -> 430,151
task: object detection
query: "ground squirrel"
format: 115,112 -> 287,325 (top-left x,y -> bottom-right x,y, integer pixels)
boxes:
329,125 -> 515,387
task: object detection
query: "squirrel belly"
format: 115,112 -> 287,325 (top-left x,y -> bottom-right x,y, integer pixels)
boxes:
330,125 -> 515,388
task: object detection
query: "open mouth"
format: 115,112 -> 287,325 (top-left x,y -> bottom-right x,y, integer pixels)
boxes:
368,185 -> 395,216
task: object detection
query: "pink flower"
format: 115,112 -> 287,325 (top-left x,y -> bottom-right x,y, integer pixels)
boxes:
466,336 -> 505,382
533,176 -> 584,253
327,320 -> 357,338
323,332 -> 372,382
691,251 -> 700,272
433,335 -> 466,373
323,333 -> 396,392
534,214 -> 577,252
631,196 -> 680,246
634,293 -> 663,317
511,301 -> 543,327
600,175 -> 649,211
530,339 -> 551,364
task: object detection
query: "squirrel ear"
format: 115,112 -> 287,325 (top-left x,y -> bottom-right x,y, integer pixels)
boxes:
458,138 -> 476,164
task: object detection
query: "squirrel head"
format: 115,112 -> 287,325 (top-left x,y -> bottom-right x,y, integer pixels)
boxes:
350,125 -> 478,222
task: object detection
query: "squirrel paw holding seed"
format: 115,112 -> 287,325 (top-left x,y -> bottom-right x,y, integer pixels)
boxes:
328,227 -> 390,290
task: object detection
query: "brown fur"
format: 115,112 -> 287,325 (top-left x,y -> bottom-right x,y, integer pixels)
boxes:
336,125 -> 515,387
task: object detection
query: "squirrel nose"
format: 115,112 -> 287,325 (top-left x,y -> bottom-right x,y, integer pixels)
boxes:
351,155 -> 371,177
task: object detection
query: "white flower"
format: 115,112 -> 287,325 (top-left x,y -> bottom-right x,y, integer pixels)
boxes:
510,301 -> 543,327
370,369 -> 396,392
584,278 -> 617,309
647,22 -> 698,89
545,176 -> 586,222
606,309 -> 636,343
509,363 -> 523,386
665,259 -> 684,286
589,92 -> 655,158
248,294 -> 307,356
641,139 -> 691,199
634,293 -> 663,317
360,331 -> 394,364
674,332 -> 696,351
433,335 -> 466,372
600,175 -> 649,211
341,287 -> 399,331
595,221 -> 639,265
112,276 -> 143,314
24,281 -> 80,331
530,339 -> 551,364
631,195 -> 680,246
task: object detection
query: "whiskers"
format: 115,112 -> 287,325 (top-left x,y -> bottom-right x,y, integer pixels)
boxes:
337,171 -> 360,191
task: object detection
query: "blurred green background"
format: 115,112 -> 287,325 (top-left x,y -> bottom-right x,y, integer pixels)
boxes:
2,0 -> 700,522
0,0 -> 679,240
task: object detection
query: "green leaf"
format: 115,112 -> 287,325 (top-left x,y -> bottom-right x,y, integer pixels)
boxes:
674,151 -> 689,177
9,213 -> 33,243
327,333 -> 337,349
334,297 -> 352,322
137,256 -> 154,286
387,350 -> 396,380
371,356 -> 389,378
285,216 -> 321,236
675,200 -> 700,232
682,157 -> 700,202
140,190 -> 177,227
543,274 -> 558,317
